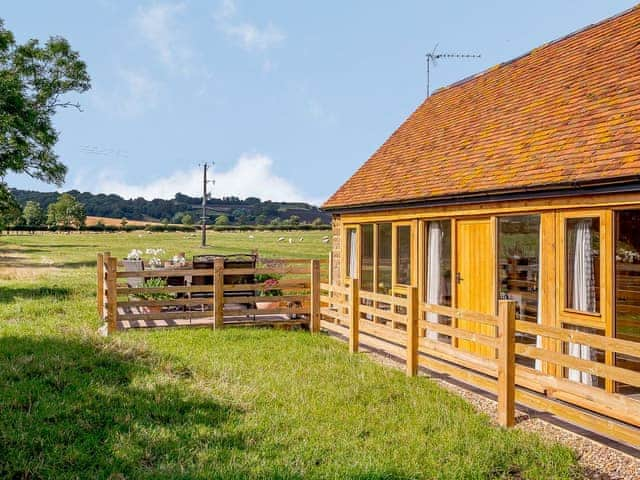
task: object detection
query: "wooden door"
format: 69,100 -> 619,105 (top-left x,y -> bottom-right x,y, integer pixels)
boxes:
456,218 -> 495,357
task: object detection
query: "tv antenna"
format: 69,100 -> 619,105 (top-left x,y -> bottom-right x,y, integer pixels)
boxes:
426,44 -> 481,97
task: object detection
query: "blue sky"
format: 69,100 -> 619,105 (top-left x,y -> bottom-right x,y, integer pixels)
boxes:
3,0 -> 637,205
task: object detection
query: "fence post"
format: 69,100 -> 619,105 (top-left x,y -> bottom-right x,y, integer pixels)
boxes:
97,252 -> 104,318
497,299 -> 516,427
406,286 -> 419,377
349,278 -> 360,353
106,256 -> 118,334
310,259 -> 321,333
214,257 -> 224,329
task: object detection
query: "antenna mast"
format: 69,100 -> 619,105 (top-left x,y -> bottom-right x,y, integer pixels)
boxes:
426,44 -> 481,96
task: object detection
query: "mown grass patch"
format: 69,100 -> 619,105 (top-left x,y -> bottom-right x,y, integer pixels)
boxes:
0,233 -> 582,479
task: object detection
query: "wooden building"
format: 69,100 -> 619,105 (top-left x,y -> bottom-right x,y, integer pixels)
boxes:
322,6 -> 640,444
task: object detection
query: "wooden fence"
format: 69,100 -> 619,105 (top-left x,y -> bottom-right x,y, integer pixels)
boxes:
320,281 -> 640,447
97,252 -> 326,332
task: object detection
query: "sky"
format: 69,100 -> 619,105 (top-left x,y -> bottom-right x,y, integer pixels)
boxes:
3,0 -> 637,206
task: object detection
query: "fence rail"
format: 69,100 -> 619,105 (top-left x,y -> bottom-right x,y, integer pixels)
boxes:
319,282 -> 640,446
97,252 -> 326,332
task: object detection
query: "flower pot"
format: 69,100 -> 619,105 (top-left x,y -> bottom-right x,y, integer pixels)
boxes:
256,301 -> 280,310
144,305 -> 163,314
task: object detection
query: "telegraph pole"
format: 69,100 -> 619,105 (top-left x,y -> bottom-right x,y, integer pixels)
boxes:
199,162 -> 214,247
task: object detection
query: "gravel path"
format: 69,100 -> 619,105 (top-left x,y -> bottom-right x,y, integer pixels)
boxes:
351,340 -> 640,480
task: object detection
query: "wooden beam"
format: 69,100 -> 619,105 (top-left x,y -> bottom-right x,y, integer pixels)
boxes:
349,278 -> 360,353
406,286 -> 419,376
213,258 -> 224,329
497,300 -> 516,427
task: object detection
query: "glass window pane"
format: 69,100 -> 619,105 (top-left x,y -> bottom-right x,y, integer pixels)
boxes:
425,220 -> 452,343
562,324 -> 605,389
346,228 -> 357,278
396,225 -> 411,285
377,223 -> 392,294
498,215 -> 540,368
615,210 -> 640,395
565,218 -> 600,313
361,224 -> 374,291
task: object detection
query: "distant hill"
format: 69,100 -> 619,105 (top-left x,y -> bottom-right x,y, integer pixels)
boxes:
11,189 -> 330,225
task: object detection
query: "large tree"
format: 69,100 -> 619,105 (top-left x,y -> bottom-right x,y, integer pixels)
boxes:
22,200 -> 44,225
0,19 -> 90,211
46,193 -> 86,228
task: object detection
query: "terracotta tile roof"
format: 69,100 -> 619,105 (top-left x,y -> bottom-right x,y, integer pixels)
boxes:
323,6 -> 640,210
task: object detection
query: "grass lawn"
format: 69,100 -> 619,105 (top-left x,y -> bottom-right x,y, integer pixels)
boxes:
0,231 -> 581,479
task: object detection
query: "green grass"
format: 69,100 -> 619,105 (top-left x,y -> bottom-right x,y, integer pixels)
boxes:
0,232 -> 581,479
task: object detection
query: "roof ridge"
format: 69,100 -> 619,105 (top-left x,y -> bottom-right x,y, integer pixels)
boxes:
430,3 -> 640,98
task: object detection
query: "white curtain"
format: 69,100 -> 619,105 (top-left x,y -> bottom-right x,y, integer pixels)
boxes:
348,230 -> 357,278
568,219 -> 595,385
426,222 -> 442,341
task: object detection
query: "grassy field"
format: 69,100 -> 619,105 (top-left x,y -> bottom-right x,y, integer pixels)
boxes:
0,231 -> 581,479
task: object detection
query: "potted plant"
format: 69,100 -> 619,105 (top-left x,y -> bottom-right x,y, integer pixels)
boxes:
255,274 -> 282,310
137,277 -> 174,313
123,249 -> 143,270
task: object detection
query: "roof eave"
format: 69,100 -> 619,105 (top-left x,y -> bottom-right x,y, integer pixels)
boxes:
321,175 -> 640,214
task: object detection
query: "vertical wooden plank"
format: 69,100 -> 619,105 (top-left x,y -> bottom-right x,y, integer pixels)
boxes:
450,219 -> 458,348
328,251 -> 333,285
106,256 -> 118,334
214,257 -> 224,329
406,286 -> 419,377
349,278 -> 360,353
602,210 -> 615,393
540,212 -> 556,377
497,299 -> 516,427
310,259 -> 321,333
97,253 -> 104,318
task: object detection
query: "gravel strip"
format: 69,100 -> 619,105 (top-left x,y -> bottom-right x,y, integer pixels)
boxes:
353,341 -> 640,480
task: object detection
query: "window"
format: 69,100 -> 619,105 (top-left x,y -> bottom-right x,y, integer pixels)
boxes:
565,218 -> 600,314
361,224 -> 374,291
377,223 -> 392,294
345,228 -> 357,278
562,324 -> 605,389
424,220 -> 452,342
615,210 -> 640,395
498,215 -> 540,368
396,225 -> 411,285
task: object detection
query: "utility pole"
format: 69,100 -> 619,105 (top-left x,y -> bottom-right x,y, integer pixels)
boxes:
199,162 -> 214,247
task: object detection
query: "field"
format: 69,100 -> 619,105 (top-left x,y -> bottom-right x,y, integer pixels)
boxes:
0,231 -> 580,479
86,216 -> 162,226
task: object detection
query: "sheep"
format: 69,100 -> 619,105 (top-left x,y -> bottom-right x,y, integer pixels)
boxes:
277,237 -> 285,242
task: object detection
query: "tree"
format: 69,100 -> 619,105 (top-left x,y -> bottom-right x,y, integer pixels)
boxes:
46,193 -> 86,228
311,217 -> 324,227
214,214 -> 229,226
161,218 -> 169,228
255,214 -> 267,225
181,214 -> 193,226
120,217 -> 128,229
269,218 -> 281,227
288,215 -> 301,226
22,200 -> 44,225
0,19 -> 91,212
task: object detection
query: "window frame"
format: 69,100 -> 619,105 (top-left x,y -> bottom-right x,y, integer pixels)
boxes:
393,221 -> 414,288
557,210 -> 611,330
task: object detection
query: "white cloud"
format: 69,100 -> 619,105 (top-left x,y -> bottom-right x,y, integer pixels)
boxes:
214,0 -> 285,51
133,2 -> 195,75
91,153 -> 316,204
91,67 -> 161,117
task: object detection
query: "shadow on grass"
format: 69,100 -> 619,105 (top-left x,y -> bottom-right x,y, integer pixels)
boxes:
0,286 -> 72,303
0,336 -> 250,479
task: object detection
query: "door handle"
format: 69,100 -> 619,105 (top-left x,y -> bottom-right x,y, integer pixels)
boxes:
456,272 -> 463,284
